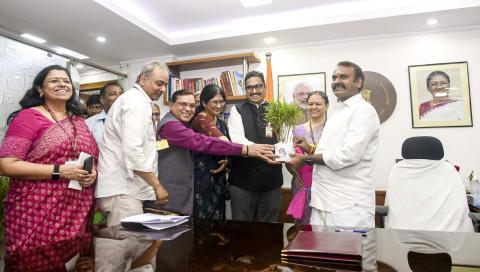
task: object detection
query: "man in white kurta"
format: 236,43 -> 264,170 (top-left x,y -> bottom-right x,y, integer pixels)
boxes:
96,61 -> 169,227
290,61 -> 380,228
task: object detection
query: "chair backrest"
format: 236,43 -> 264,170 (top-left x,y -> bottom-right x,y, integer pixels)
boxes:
385,136 -> 474,232
402,136 -> 444,160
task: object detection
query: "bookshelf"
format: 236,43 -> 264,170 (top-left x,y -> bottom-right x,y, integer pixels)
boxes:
165,52 -> 261,104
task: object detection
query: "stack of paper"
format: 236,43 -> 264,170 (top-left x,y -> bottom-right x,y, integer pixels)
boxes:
121,213 -> 189,231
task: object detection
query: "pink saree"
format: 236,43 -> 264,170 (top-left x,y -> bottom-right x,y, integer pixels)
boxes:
0,108 -> 98,254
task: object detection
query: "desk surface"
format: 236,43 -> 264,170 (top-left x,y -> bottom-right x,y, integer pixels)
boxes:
4,219 -> 480,271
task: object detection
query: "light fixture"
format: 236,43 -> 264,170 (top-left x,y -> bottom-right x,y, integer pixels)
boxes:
76,64 -> 84,69
20,33 -> 46,44
52,46 -> 90,59
427,19 -> 438,25
239,0 -> 272,8
97,36 -> 106,43
263,37 -> 276,45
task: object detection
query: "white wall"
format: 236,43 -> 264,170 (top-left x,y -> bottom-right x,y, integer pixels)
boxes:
122,27 -> 480,189
261,28 -> 480,189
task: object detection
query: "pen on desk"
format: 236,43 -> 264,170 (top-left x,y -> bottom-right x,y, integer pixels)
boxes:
335,229 -> 369,234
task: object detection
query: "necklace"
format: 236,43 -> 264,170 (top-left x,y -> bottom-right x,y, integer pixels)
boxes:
308,118 -> 326,154
42,104 -> 77,160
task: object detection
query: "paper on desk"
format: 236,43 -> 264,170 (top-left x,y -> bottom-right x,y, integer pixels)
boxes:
141,218 -> 189,231
121,213 -> 190,231
121,213 -> 189,224
67,152 -> 93,190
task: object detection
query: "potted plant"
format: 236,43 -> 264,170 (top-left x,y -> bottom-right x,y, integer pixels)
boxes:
264,99 -> 303,161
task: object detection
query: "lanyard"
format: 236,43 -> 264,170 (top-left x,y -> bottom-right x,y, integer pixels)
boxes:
42,104 -> 78,160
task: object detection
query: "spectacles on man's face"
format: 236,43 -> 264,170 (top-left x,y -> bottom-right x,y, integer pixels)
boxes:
208,100 -> 225,106
245,83 -> 264,92
175,102 -> 196,110
152,112 -> 161,117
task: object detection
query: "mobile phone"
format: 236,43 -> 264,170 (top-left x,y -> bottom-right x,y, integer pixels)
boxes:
83,156 -> 94,174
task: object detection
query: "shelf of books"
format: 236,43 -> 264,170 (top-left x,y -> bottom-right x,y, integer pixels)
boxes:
164,52 -> 260,105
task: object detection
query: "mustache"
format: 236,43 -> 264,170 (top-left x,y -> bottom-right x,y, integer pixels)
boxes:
332,83 -> 345,90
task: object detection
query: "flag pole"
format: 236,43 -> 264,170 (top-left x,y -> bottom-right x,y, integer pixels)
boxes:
265,52 -> 274,102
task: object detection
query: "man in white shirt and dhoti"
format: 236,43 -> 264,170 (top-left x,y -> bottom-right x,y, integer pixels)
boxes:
290,61 -> 380,228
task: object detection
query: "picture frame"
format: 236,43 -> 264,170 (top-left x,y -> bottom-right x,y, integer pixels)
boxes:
277,72 -> 326,106
408,62 -> 472,128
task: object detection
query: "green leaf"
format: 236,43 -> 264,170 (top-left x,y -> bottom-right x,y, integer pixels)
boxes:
264,99 -> 303,142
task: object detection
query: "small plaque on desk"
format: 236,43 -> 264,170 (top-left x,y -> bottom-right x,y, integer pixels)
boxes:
281,231 -> 363,271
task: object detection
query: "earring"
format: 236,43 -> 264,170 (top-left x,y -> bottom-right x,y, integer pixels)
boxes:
39,92 -> 43,97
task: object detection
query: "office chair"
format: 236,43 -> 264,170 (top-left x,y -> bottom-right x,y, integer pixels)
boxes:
377,136 -> 479,232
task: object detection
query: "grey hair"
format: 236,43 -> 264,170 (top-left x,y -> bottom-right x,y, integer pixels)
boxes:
136,61 -> 169,83
293,82 -> 313,93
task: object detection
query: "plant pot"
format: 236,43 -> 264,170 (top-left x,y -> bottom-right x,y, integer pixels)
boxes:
274,142 -> 294,162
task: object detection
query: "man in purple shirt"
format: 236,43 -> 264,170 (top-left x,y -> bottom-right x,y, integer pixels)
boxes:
156,89 -> 275,215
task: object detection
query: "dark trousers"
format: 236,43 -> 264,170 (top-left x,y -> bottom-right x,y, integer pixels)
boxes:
230,185 -> 282,223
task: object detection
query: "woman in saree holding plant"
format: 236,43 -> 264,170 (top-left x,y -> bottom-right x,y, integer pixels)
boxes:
191,84 -> 230,219
0,65 -> 98,254
287,91 -> 329,224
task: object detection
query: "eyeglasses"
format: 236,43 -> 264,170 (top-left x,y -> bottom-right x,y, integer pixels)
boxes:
152,112 -> 161,117
208,100 -> 225,106
175,102 -> 196,110
245,83 -> 264,91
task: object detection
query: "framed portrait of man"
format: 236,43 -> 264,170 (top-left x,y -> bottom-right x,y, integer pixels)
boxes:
408,62 -> 472,128
277,72 -> 326,109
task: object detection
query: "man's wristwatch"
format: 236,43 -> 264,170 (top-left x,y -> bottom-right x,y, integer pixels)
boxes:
305,155 -> 313,166
52,164 -> 60,180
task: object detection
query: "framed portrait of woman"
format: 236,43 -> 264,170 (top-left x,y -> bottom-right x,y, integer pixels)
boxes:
408,62 -> 472,128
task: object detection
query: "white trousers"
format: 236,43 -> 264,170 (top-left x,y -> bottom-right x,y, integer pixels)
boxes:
309,206 -> 375,228
97,194 -> 144,227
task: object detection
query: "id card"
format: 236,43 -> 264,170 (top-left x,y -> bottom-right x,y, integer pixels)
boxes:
265,123 -> 273,138
156,139 -> 169,150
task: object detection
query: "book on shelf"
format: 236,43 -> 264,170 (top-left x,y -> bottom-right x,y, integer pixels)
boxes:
233,71 -> 245,95
167,70 -> 244,99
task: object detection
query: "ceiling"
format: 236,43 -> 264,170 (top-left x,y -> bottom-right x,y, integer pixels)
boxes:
1,0 -> 480,68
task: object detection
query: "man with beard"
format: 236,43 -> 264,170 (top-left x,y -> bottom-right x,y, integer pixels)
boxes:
290,61 -> 380,228
292,82 -> 313,123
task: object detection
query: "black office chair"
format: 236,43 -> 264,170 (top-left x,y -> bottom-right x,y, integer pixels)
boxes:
377,136 -> 480,232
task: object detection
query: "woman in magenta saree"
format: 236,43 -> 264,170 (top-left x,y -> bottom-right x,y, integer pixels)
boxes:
0,65 -> 98,255
287,91 -> 329,225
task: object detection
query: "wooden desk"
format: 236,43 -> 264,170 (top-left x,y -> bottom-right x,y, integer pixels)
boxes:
6,219 -> 480,271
